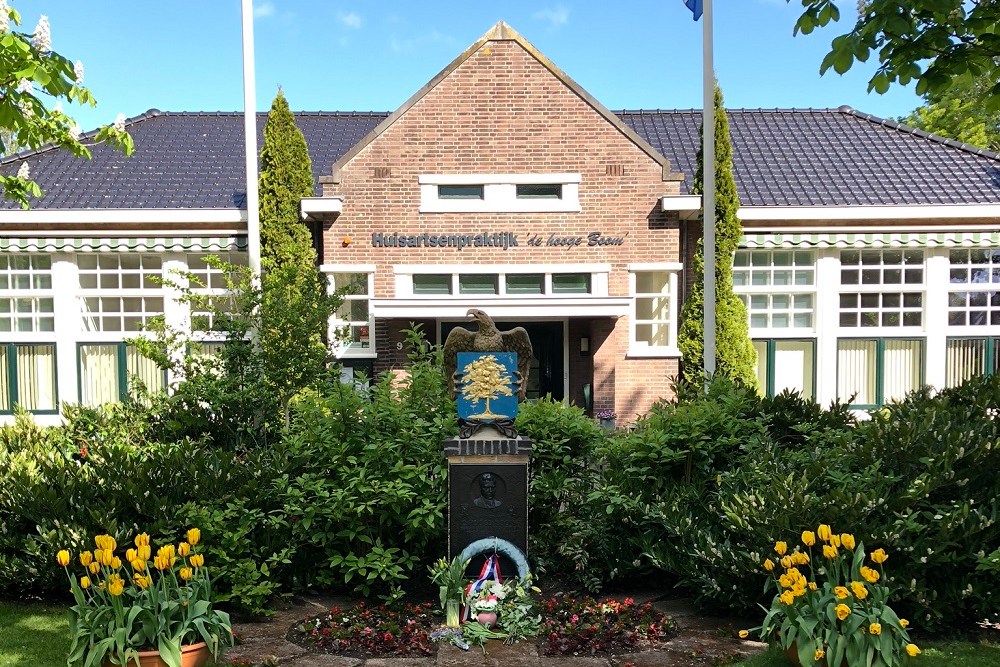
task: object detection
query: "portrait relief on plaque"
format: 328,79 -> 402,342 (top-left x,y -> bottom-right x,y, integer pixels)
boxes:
472,471 -> 504,509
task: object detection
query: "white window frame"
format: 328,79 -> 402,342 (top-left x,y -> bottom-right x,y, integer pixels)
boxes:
185,252 -> 249,338
734,249 -> 816,334
323,265 -> 376,359
77,253 -> 167,337
946,248 -> 1000,329
418,173 -> 581,213
0,254 -> 55,335
837,248 -> 925,331
627,263 -> 681,358
394,264 -> 610,298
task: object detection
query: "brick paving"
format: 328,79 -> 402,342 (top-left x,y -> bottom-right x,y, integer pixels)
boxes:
223,595 -> 767,667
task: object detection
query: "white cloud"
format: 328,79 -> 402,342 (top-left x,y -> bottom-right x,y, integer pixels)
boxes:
253,1 -> 275,19
533,6 -> 569,29
337,11 -> 362,29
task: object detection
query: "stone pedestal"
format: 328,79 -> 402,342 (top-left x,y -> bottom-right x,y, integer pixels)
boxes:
444,426 -> 531,578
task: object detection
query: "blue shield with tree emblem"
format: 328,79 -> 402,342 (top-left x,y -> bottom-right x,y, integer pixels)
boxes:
456,352 -> 519,422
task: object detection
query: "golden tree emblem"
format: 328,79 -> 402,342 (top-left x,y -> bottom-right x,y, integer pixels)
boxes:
460,354 -> 514,420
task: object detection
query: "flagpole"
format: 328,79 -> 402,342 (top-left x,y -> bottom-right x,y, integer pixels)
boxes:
702,0 -> 716,380
241,0 -> 261,279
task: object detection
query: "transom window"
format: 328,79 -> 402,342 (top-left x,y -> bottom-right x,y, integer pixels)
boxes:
838,249 -> 924,328
0,255 -> 54,333
419,174 -> 581,213
0,343 -> 57,413
79,254 -> 165,332
948,249 -> 1000,326
515,184 -> 562,199
945,337 -> 1000,387
628,266 -> 680,356
408,270 -> 598,297
438,185 -> 484,200
78,254 -> 161,290
734,250 -> 815,330
837,338 -> 923,408
329,271 -> 373,354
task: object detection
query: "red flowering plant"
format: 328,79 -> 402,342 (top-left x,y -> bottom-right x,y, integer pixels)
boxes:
540,595 -> 676,656
291,601 -> 438,657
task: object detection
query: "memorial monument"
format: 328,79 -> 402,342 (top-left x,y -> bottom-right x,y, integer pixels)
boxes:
442,309 -> 532,577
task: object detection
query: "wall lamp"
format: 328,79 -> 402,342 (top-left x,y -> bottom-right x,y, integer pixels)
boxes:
580,336 -> 590,356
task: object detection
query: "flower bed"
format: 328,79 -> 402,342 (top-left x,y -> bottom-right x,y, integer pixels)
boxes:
540,595 -> 676,656
289,601 -> 437,657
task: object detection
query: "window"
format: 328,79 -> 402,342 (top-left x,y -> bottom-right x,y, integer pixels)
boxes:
837,338 -> 923,408
187,253 -> 249,333
328,270 -> 374,356
438,185 -> 483,200
79,254 -> 165,332
459,274 -> 498,295
629,267 -> 679,355
0,343 -> 57,413
419,174 -> 581,213
400,267 -> 607,297
753,339 -> 815,400
551,273 -> 591,294
78,343 -> 165,406
413,274 -> 452,295
516,184 -> 562,199
0,255 -> 54,332
945,337 -> 1000,387
948,249 -> 1000,326
505,274 -> 543,295
839,249 -> 924,328
734,250 -> 815,330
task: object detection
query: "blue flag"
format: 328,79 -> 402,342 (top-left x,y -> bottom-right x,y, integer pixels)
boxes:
683,0 -> 703,20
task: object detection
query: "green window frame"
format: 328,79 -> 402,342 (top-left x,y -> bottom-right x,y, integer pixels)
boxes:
836,338 -> 924,409
752,339 -> 815,400
945,337 -> 1000,387
437,185 -> 484,200
412,274 -> 452,295
515,183 -> 562,199
0,343 -> 58,414
77,342 -> 166,406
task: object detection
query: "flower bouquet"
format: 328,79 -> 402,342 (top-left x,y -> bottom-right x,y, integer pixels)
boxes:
745,524 -> 921,667
428,556 -> 470,628
58,528 -> 234,667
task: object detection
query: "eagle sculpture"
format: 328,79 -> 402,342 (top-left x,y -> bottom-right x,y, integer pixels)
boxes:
443,309 -> 533,401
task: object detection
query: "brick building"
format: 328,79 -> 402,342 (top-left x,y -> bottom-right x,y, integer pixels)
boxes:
2,23 -> 999,424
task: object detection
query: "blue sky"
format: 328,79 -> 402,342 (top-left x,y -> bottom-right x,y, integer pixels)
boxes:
30,0 -> 923,132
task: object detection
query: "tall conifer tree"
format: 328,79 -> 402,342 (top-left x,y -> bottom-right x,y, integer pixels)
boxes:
677,84 -> 757,388
259,88 -> 316,269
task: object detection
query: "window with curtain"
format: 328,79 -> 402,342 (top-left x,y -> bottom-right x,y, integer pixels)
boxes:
79,343 -> 165,406
837,338 -> 923,407
0,343 -> 57,413
945,337 -> 1000,387
753,339 -> 815,400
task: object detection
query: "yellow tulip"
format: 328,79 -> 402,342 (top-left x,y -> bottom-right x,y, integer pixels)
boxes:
126,548 -> 137,562
56,550 -> 70,567
79,576 -> 91,590
835,603 -> 851,621
817,524 -> 832,542
829,534 -> 841,548
137,545 -> 151,562
131,558 -> 146,573
860,566 -> 880,583
738,630 -> 749,639
869,622 -> 882,635
779,591 -> 795,605
841,533 -> 856,550
780,556 -> 792,569
186,528 -> 201,546
774,541 -> 788,556
110,557 -> 122,570
823,545 -> 838,560
190,554 -> 204,569
870,548 -> 888,564
134,533 -> 150,548
79,551 -> 93,567
763,559 -> 775,572
88,562 -> 100,575
834,586 -> 850,600
95,535 -> 117,552
801,531 -> 816,547
808,582 -> 817,591
134,574 -> 152,589
906,644 -> 921,657
814,648 -> 825,661
900,619 -> 910,628
108,579 -> 124,597
850,581 -> 869,600
178,542 -> 191,557
779,574 -> 793,588
179,567 -> 193,581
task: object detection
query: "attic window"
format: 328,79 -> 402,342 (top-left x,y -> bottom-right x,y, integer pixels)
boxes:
419,174 -> 581,213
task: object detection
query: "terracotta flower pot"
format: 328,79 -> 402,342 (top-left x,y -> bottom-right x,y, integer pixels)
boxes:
103,642 -> 210,667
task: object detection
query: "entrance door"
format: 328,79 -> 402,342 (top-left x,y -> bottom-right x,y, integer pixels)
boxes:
440,321 -> 564,401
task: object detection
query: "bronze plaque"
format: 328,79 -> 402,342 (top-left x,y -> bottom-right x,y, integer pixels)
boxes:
448,462 -> 528,577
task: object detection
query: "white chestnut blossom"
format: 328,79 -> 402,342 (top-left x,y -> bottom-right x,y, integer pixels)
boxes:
17,162 -> 29,180
0,1 -> 9,33
31,15 -> 50,53
16,78 -> 33,95
69,123 -> 81,141
113,113 -> 126,132
74,60 -> 84,84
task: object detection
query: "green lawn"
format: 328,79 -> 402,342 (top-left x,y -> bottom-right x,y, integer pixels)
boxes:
0,601 -> 70,667
735,640 -> 1000,667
